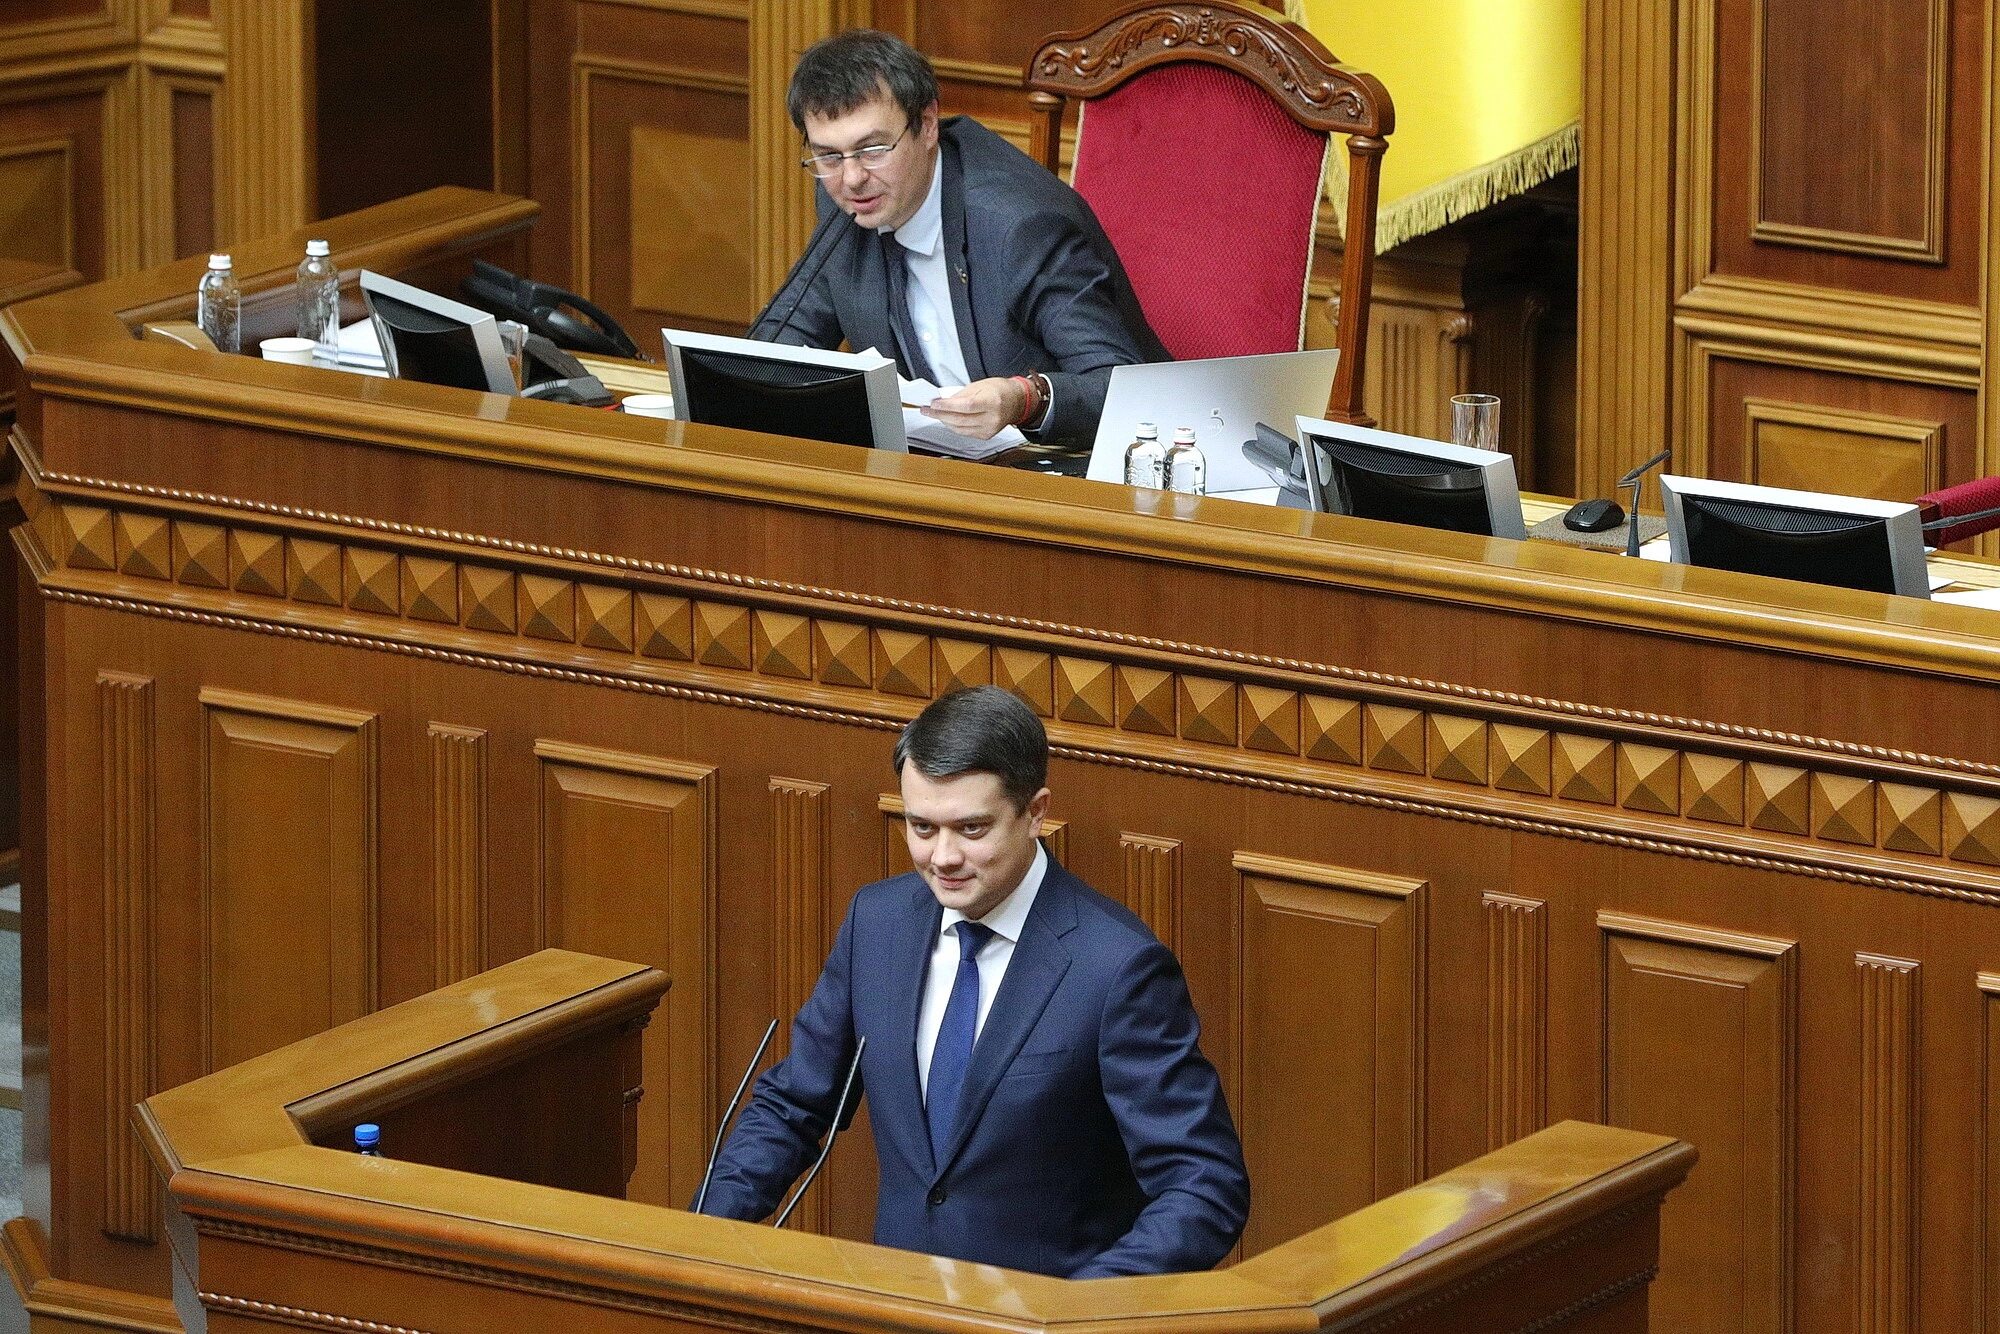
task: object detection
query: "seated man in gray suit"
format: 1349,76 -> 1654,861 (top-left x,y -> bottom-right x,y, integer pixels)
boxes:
749,29 -> 1169,450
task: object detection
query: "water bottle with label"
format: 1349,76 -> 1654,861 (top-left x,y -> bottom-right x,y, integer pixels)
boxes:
1123,421 -> 1164,488
1165,426 -> 1207,495
295,239 -> 340,363
196,253 -> 240,353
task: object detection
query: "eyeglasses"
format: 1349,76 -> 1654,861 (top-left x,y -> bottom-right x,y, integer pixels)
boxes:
801,124 -> 910,178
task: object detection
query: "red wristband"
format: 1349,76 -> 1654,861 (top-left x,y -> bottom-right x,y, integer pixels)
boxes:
1009,375 -> 1041,427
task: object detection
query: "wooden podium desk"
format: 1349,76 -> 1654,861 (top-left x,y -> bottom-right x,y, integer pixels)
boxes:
132,950 -> 1691,1334
8,187 -> 2000,1332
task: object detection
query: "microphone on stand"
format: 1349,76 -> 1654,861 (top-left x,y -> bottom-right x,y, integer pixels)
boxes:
1620,448 -> 1674,557
1923,504 -> 2000,536
692,1018 -> 779,1216
771,1035 -> 867,1230
746,206 -> 855,346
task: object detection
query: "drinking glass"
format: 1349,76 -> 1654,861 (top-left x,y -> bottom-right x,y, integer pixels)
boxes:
1451,393 -> 1500,452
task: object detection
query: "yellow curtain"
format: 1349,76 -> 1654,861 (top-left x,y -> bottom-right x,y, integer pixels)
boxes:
1297,0 -> 1582,251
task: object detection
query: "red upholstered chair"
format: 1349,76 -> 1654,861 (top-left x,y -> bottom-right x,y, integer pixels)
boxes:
1025,0 -> 1394,425
1917,476 -> 2000,547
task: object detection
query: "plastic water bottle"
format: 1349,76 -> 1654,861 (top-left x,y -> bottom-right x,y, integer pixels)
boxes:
295,239 -> 340,363
196,253 -> 240,353
354,1123 -> 384,1157
1123,421 -> 1164,488
1165,426 -> 1207,495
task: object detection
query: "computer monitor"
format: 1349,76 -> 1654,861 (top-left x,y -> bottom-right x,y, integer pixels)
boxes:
1659,475 -> 1930,599
359,271 -> 516,395
1293,417 -> 1527,540
661,330 -> 905,453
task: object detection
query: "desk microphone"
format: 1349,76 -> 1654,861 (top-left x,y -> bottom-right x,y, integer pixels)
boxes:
747,208 -> 855,346
1620,448 -> 1673,557
1923,504 -> 2000,536
692,1018 -> 779,1216
771,1035 -> 866,1230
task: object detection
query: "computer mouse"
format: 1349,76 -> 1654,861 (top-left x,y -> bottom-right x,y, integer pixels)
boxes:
1562,497 -> 1626,533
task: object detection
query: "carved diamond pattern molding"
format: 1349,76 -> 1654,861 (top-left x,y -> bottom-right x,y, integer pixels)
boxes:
1553,735 -> 1615,805
1813,772 -> 1876,846
1944,793 -> 2000,865
346,549 -> 399,615
1428,715 -> 1488,785
814,621 -> 871,687
578,585 -> 633,653
1115,665 -> 1175,735
172,522 -> 228,588
1492,725 -> 1551,796
1302,696 -> 1361,764
1681,753 -> 1745,826
934,638 -> 991,694
402,557 -> 458,624
1365,704 -> 1425,774
461,566 -> 517,634
114,512 -> 171,580
1878,783 -> 1942,856
874,629 -> 932,698
994,648 -> 1053,715
42,495 -> 2000,879
228,530 -> 285,597
1747,764 -> 1810,835
1056,656 -> 1115,727
695,601 -> 752,669
753,610 -> 811,679
1617,744 -> 1678,815
1183,677 -> 1242,746
636,594 -> 693,660
287,538 -> 342,607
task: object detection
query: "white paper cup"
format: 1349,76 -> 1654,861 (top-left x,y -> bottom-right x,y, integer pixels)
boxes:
620,393 -> 674,419
260,337 -> 316,366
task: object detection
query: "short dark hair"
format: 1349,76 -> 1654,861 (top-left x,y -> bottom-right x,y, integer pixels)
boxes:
788,29 -> 939,136
893,686 -> 1048,812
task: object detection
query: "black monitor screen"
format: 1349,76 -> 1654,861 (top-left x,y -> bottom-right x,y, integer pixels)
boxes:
1679,494 -> 1899,595
1324,437 -> 1493,536
680,348 -> 875,450
369,289 -> 495,393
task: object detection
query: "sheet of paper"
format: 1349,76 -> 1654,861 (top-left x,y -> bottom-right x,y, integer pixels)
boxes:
1930,585 -> 2000,609
336,318 -> 386,368
902,408 -> 1023,460
898,375 -> 944,407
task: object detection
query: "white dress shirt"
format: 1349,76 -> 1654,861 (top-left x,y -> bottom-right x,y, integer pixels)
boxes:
886,157 -> 973,390
915,843 -> 1048,1098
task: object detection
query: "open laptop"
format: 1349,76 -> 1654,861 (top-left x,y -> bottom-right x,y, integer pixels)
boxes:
1085,349 -> 1341,496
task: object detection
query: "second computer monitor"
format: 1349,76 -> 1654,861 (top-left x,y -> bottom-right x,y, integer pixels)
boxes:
1294,417 -> 1527,540
1659,475 -> 1930,599
662,330 -> 905,453
359,271 -> 517,395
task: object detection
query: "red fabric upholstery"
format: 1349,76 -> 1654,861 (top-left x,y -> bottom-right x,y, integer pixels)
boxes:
1918,475 -> 2000,546
1069,62 -> 1328,362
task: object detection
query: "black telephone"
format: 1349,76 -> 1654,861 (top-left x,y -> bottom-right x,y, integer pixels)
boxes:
460,260 -> 645,360
518,332 -> 616,407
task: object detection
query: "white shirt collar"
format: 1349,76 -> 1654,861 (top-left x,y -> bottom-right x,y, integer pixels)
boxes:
939,842 -> 1047,945
889,149 -> 945,259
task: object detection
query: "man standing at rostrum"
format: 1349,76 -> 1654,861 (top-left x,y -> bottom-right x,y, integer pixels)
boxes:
697,686 -> 1247,1278
749,29 -> 1167,450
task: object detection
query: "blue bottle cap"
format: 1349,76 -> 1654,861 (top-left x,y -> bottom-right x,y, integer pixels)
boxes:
354,1123 -> 380,1149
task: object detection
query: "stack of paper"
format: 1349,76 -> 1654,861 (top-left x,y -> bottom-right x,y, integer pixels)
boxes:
900,376 -> 1024,461
335,318 -> 387,371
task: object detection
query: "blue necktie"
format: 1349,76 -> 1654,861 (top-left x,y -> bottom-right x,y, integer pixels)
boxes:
927,920 -> 993,1157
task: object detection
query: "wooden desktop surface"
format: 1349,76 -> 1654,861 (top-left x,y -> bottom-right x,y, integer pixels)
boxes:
8,188 -> 2000,1333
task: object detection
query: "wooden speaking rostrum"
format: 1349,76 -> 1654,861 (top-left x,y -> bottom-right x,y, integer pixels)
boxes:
135,951 -> 1692,1334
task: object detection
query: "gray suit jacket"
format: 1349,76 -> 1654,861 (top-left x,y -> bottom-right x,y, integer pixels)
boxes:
753,116 -> 1168,449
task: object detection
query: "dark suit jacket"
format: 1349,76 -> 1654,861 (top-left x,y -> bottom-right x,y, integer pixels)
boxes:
698,860 -> 1248,1278
755,116 -> 1169,449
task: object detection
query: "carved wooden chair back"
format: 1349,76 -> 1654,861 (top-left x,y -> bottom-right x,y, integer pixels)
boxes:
1024,0 -> 1393,424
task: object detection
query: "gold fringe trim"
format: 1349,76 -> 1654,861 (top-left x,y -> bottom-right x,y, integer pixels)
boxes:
1323,120 -> 1579,253
1282,0 -> 1308,23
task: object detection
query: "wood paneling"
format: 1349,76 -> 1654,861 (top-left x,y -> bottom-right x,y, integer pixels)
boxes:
96,671 -> 154,1245
166,82 -> 212,260
1856,953 -> 1918,1334
199,688 -> 379,1072
535,739 -> 713,1207
749,0 -> 867,303
1483,891 -> 1545,1150
0,74 -> 116,281
429,722 -> 487,985
770,775 -> 831,1232
1601,912 -> 1795,1333
1119,832 -> 1180,953
1236,853 -> 1425,1254
212,1 -> 308,241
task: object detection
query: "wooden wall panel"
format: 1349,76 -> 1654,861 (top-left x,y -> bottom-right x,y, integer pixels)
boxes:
429,723 -> 487,986
1600,912 -> 1795,1334
535,739 -> 713,1208
199,688 -> 378,1072
1856,953 -> 1918,1334
770,776 -> 831,1231
165,82 -> 213,260
0,74 -> 117,283
1235,853 -> 1424,1255
1483,891 -> 1545,1150
96,671 -> 154,1245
